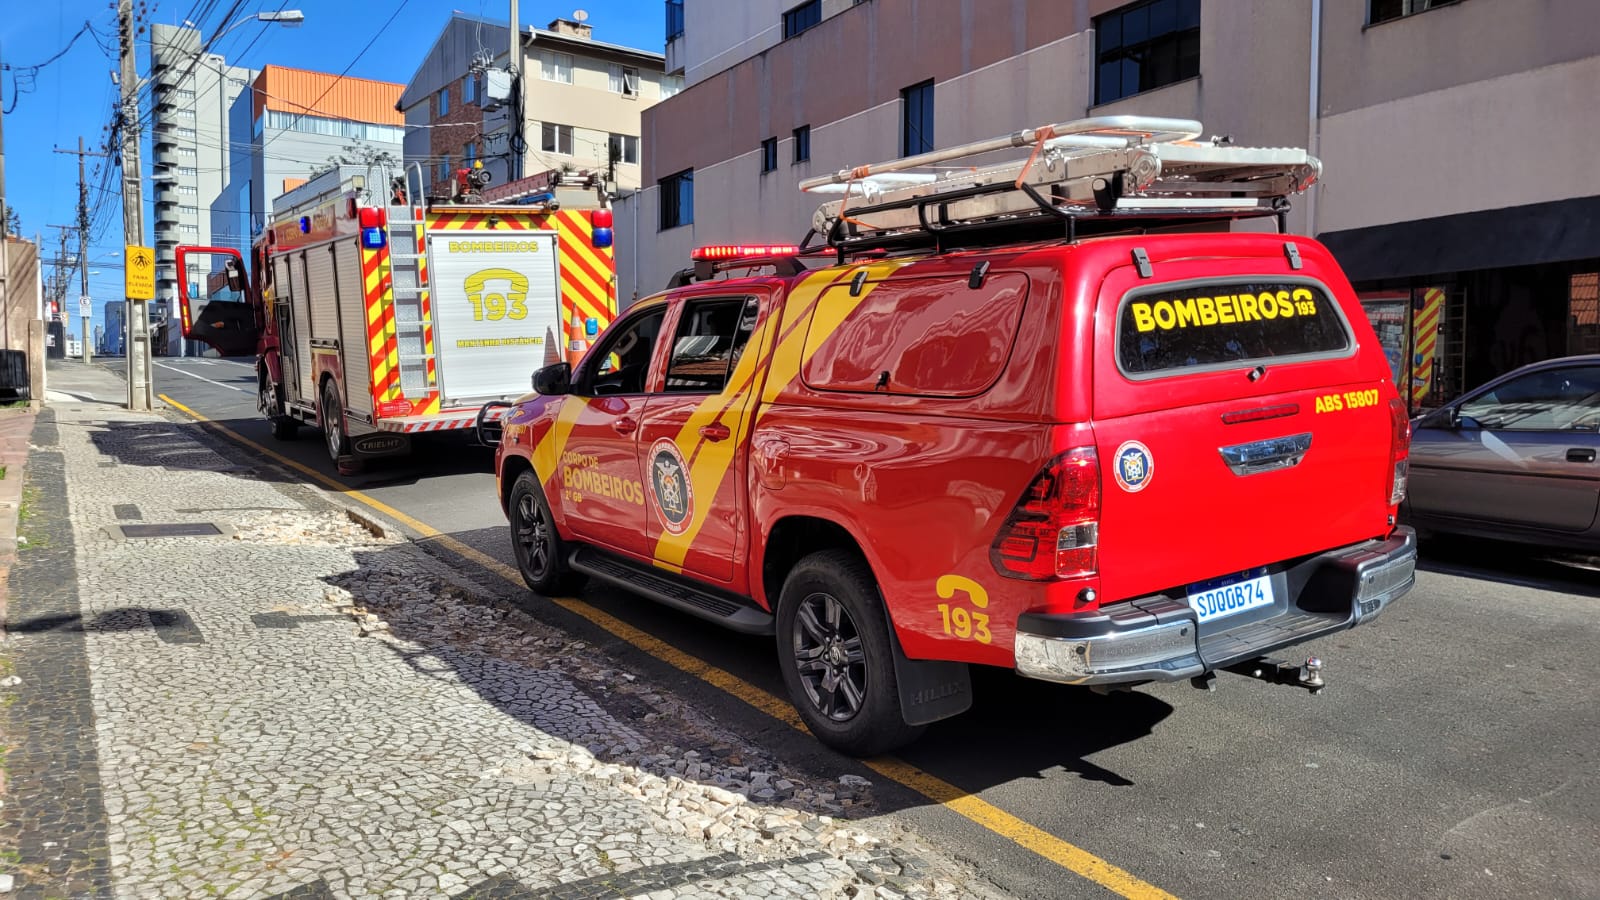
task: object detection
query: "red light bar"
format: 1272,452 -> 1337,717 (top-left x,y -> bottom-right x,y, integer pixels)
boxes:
691,244 -> 802,262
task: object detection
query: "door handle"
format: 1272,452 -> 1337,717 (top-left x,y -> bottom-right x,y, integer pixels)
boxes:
612,417 -> 638,435
1566,447 -> 1596,463
699,423 -> 731,442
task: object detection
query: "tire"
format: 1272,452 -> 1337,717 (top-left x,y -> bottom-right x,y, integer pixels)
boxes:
260,368 -> 297,441
320,378 -> 347,464
509,470 -> 587,596
775,549 -> 925,756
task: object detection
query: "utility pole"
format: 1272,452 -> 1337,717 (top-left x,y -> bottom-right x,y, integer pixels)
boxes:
56,137 -> 107,364
46,226 -> 74,312
509,0 -> 521,183
119,0 -> 153,409
0,45 -> 10,354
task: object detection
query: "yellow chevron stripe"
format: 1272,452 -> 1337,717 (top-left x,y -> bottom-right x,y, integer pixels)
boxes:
533,398 -> 591,483
560,259 -> 610,309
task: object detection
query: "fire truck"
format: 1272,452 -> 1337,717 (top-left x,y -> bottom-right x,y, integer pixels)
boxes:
176,163 -> 618,471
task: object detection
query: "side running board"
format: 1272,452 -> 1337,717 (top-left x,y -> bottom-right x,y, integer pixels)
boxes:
568,548 -> 775,635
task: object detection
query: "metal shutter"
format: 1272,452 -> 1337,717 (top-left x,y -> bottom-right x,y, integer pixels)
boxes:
334,241 -> 371,416
307,245 -> 339,343
290,252 -> 314,396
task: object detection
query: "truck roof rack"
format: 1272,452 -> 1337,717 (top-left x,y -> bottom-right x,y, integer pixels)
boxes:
799,116 -> 1321,256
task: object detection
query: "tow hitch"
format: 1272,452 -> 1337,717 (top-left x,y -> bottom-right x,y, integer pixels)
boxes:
1192,656 -> 1327,695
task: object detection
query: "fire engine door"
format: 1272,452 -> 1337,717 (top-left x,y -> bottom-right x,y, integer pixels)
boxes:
637,295 -> 768,585
557,304 -> 666,560
173,247 -> 260,357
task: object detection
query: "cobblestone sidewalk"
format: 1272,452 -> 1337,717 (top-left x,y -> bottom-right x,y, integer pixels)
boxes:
0,402 -> 1005,899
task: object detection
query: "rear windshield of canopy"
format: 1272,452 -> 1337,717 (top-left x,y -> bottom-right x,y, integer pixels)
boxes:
1117,281 -> 1351,376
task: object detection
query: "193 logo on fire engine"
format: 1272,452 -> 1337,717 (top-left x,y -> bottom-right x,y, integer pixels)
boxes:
649,439 -> 695,535
1114,440 -> 1154,492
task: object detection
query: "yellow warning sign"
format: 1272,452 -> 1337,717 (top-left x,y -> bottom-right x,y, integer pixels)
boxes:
125,245 -> 156,300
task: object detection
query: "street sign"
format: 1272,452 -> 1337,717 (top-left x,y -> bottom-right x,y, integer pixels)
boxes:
79,296 -> 92,320
125,244 -> 156,300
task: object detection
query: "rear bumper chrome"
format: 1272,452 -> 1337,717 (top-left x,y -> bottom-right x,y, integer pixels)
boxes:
1013,528 -> 1416,685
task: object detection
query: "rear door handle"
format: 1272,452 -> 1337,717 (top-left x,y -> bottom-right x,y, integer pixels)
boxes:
612,417 -> 637,436
1567,447 -> 1596,463
699,423 -> 731,442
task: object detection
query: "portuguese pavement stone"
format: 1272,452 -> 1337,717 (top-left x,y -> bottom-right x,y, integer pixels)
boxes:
0,400 -> 1004,899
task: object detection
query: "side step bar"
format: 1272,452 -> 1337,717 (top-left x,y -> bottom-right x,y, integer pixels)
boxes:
568,548 -> 775,636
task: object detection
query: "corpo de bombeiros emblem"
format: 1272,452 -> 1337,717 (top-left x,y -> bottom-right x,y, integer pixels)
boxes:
649,438 -> 694,535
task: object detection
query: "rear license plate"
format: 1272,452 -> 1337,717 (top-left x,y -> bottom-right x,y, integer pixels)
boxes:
1187,569 -> 1275,624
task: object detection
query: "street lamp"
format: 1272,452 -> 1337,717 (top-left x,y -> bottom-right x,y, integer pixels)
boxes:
212,9 -> 306,41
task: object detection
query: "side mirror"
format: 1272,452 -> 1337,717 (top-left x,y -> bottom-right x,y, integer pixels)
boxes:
224,258 -> 246,293
533,362 -> 572,396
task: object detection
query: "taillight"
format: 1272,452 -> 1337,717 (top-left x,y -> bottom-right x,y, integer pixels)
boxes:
991,447 -> 1100,580
1388,398 -> 1410,505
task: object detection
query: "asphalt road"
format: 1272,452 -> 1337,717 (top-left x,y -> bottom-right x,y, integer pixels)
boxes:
151,357 -> 1600,900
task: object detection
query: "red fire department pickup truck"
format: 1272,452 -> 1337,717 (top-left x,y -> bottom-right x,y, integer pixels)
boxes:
484,117 -> 1416,755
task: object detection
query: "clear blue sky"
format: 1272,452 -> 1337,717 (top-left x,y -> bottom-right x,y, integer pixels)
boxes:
1,0 -> 664,330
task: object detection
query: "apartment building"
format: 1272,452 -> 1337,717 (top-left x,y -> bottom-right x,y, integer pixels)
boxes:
148,24 -> 256,352
399,14 -> 674,198
221,66 -> 404,252
626,0 -> 1600,405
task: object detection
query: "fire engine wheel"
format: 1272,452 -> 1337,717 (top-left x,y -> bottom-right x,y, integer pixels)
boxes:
320,380 -> 348,463
509,470 -> 586,596
776,550 -> 925,756
260,371 -> 297,441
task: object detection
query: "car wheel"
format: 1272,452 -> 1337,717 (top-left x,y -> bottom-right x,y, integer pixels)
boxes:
509,470 -> 586,596
261,369 -> 297,440
320,379 -> 348,464
776,549 -> 925,756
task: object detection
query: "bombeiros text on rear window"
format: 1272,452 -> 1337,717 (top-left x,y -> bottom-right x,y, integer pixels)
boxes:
1117,280 -> 1351,376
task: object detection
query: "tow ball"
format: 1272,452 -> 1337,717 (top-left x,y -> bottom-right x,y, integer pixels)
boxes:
1191,656 -> 1328,695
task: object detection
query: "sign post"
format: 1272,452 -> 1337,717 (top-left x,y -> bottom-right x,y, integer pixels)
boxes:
125,243 -> 155,408
79,295 -> 92,363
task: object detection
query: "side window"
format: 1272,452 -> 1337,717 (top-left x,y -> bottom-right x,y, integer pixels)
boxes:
664,298 -> 759,394
583,307 -> 665,396
1458,366 -> 1600,431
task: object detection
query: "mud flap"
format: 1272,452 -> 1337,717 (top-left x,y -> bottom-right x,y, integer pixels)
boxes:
886,622 -> 972,726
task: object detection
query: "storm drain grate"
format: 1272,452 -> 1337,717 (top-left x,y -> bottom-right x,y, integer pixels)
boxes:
117,523 -> 223,538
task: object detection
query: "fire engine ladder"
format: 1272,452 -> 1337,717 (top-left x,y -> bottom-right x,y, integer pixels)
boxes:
383,162 -> 436,398
798,116 -> 1322,254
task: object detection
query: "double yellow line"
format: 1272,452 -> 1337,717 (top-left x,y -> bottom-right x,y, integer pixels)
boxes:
159,393 -> 1177,900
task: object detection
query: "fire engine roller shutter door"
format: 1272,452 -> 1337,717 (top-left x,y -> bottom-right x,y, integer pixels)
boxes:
291,252 -> 314,399
334,240 -> 372,417
426,230 -> 561,404
307,246 -> 340,345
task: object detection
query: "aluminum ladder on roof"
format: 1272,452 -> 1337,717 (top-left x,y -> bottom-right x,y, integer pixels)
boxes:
798,115 -> 1322,248
383,162 -> 437,399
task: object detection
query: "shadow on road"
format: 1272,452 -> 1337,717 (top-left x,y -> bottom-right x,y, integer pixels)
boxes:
1418,534 -> 1600,598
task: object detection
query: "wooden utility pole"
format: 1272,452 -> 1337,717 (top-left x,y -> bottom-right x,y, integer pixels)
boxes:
119,0 -> 153,408
56,137 -> 108,364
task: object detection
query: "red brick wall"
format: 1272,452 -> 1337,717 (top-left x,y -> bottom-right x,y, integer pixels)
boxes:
426,77 -> 487,195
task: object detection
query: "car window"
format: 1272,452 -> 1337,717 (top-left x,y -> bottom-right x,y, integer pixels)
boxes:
583,307 -> 665,396
1117,280 -> 1351,377
663,297 -> 759,394
1458,366 -> 1600,431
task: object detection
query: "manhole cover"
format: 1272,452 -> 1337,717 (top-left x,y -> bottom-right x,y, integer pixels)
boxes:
116,523 -> 224,538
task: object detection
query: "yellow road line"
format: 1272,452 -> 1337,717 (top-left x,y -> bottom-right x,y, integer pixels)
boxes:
159,393 -> 1178,900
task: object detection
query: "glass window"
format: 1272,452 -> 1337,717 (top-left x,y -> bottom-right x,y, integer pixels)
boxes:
178,166 -> 197,177
437,87 -> 449,116
464,72 -> 478,104
586,307 -> 667,396
665,0 -> 685,40
609,133 -> 640,166
1369,0 -> 1459,25
176,108 -> 195,119
177,147 -> 196,158
1117,281 -> 1351,377
179,224 -> 199,236
664,298 -> 760,393
760,137 -> 778,173
783,0 -> 822,38
659,74 -> 684,99
180,205 -> 199,216
1458,367 -> 1600,432
175,127 -> 196,138
793,125 -> 810,163
464,142 -> 477,164
540,51 -> 574,84
659,169 -> 693,230
901,80 -> 934,157
177,184 -> 197,195
609,64 -> 641,96
1094,0 -> 1201,105
541,122 -> 574,155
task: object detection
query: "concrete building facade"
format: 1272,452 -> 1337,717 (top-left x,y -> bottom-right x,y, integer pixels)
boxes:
222,65 -> 404,252
400,15 -> 673,199
149,24 -> 256,353
624,0 -> 1600,405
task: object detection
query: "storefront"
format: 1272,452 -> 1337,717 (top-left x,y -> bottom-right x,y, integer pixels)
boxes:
1321,196 -> 1600,414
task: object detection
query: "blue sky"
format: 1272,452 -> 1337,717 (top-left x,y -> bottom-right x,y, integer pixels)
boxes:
1,0 -> 664,330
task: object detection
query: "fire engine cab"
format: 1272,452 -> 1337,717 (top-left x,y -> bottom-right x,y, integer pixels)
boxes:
176,163 -> 618,471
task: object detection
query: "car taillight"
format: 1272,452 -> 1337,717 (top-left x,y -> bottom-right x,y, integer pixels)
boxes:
1388,398 -> 1410,505
991,447 -> 1100,580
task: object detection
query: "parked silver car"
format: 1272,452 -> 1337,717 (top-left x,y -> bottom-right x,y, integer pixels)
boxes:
1405,355 -> 1600,551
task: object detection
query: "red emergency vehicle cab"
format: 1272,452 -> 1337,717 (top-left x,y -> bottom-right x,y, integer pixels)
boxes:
489,116 -> 1417,755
